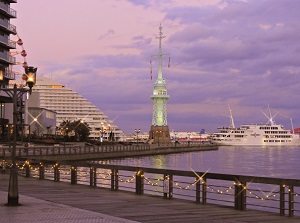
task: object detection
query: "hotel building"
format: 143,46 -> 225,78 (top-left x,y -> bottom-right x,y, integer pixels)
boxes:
0,0 -> 17,138
27,76 -> 124,140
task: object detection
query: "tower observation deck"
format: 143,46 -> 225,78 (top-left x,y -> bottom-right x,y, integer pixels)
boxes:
149,25 -> 171,144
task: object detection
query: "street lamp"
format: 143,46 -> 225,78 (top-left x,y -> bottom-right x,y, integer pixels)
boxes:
4,66 -> 37,206
64,127 -> 68,148
135,128 -> 140,144
100,123 -> 106,146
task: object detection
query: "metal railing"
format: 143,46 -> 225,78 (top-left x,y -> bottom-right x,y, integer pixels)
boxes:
5,161 -> 300,218
0,143 -> 216,160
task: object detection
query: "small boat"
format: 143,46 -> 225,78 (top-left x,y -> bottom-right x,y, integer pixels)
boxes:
210,106 -> 300,146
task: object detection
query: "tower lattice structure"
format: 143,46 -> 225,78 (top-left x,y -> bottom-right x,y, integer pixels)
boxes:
149,24 -> 171,144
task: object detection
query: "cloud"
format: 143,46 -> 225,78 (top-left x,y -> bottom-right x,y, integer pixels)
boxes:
98,29 -> 116,40
13,0 -> 300,133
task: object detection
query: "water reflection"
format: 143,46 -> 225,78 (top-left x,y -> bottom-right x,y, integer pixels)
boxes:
106,146 -> 300,179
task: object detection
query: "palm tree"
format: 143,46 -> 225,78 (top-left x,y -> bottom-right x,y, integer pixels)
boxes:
59,120 -> 90,142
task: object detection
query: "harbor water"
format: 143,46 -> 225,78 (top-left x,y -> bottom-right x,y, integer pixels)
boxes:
104,145 -> 300,179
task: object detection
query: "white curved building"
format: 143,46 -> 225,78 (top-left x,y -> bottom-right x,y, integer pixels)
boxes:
28,76 -> 124,141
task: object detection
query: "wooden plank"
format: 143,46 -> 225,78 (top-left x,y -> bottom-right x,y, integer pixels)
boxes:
0,174 -> 299,223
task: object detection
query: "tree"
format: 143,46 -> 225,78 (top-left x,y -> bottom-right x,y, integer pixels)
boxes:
70,120 -> 90,141
59,120 -> 90,142
59,120 -> 71,136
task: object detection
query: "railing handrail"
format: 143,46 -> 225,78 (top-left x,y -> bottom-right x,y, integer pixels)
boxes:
0,143 -> 216,159
74,163 -> 300,185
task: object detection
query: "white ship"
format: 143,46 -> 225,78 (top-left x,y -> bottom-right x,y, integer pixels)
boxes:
210,107 -> 300,146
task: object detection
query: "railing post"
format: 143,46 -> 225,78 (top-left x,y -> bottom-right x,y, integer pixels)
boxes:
163,174 -> 169,199
111,169 -> 115,191
24,160 -> 30,177
234,181 -> 246,210
71,166 -> 77,185
163,174 -> 173,199
54,163 -> 60,182
280,184 -> 285,216
115,169 -> 119,191
1,159 -> 6,173
39,162 -> 44,180
289,185 -> 294,217
196,177 -> 200,203
202,177 -> 207,205
110,169 -> 119,191
169,174 -> 173,199
90,167 -> 96,187
135,170 -> 144,195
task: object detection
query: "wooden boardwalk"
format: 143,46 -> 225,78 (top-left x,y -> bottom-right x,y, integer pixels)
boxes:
0,174 -> 299,223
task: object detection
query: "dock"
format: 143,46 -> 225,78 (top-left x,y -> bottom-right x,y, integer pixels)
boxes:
0,173 -> 299,223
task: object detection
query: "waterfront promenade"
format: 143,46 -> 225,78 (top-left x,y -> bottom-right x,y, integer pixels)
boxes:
0,174 -> 299,223
0,143 -> 218,161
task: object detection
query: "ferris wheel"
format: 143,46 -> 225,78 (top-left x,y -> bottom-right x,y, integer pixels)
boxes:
9,33 -> 31,86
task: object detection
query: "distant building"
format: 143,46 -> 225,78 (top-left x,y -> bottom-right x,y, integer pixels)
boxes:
27,107 -> 56,137
27,76 -> 124,140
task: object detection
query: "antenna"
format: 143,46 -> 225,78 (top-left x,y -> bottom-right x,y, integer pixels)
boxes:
280,112 -> 295,133
290,118 -> 294,134
228,105 -> 235,128
261,105 -> 278,125
150,24 -> 170,81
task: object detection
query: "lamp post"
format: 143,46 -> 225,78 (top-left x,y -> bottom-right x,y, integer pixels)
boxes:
135,128 -> 140,144
4,66 -> 37,206
100,123 -> 106,146
64,127 -> 68,148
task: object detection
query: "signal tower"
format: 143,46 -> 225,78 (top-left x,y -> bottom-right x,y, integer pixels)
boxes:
149,24 -> 171,144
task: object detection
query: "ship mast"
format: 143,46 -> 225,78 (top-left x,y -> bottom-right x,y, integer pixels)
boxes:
228,105 -> 235,128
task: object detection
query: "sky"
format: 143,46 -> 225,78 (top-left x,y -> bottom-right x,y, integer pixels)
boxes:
12,0 -> 300,134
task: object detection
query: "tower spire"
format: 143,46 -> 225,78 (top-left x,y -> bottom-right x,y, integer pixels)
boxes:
156,24 -> 165,80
